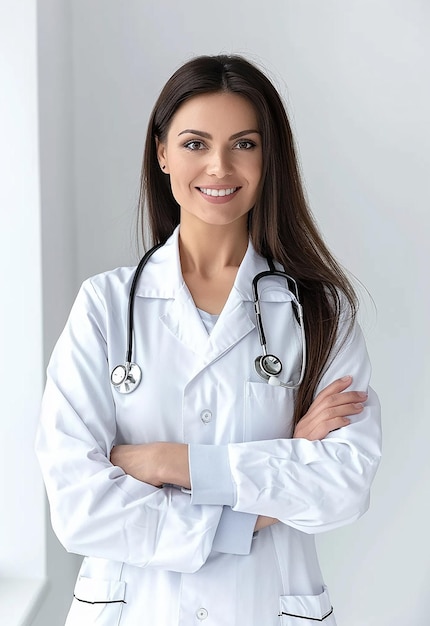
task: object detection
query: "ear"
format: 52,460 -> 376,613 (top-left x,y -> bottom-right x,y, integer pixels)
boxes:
156,137 -> 169,174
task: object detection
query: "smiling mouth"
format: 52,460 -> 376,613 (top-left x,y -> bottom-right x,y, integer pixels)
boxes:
198,187 -> 239,197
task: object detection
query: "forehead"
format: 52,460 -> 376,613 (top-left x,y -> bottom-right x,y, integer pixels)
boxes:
168,92 -> 259,135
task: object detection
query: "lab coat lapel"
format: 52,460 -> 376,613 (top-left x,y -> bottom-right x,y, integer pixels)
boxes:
202,240 -> 269,364
161,283 -> 212,357
135,227 -> 272,361
158,233 -> 262,362
161,275 -> 256,362
206,294 -> 255,363
135,228 -> 211,355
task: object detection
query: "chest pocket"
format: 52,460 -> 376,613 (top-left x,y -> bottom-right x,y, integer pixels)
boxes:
244,381 -> 294,441
66,577 -> 126,626
279,587 -> 336,625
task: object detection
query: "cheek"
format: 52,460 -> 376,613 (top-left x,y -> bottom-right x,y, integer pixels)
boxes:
168,156 -> 194,185
167,168 -> 195,209
168,179 -> 184,206
169,156 -> 202,192
245,154 -> 263,185
249,163 -> 263,193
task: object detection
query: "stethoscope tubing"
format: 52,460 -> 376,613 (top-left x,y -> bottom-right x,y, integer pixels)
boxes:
252,269 -> 306,388
111,244 -> 306,393
125,243 -> 163,365
252,269 -> 300,351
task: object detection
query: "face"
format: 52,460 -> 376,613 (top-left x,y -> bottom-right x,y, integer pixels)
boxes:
157,92 -> 262,228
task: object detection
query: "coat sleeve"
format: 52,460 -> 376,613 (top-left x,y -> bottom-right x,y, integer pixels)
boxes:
35,279 -> 224,573
189,319 -> 382,533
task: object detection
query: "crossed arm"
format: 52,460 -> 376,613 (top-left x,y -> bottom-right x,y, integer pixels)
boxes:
111,376 -> 367,530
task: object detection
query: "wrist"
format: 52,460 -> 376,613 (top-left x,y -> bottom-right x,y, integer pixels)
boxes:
161,443 -> 190,489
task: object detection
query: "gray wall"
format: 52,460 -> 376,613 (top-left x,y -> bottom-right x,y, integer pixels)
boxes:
32,1 -> 81,624
33,1 -> 429,624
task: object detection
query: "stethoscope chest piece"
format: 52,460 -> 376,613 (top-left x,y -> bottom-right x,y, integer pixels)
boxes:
111,362 -> 142,394
254,354 -> 282,379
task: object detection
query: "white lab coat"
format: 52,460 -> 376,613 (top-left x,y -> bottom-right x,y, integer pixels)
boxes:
36,226 -> 381,626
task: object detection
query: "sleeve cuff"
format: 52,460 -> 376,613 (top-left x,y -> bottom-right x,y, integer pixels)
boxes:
189,444 -> 235,506
212,507 -> 257,555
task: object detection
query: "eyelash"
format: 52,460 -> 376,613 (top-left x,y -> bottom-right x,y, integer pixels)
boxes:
235,140 -> 256,150
183,140 -> 206,151
183,139 -> 257,151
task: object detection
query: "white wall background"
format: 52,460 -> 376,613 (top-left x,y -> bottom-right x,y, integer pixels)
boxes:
12,0 -> 429,624
0,0 -> 45,581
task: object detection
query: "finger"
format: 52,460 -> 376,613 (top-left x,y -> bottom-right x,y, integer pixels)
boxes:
296,401 -> 365,439
315,390 -> 368,412
304,389 -> 367,422
296,404 -> 362,440
306,400 -> 365,429
294,416 -> 349,440
306,416 -> 351,441
310,376 -> 353,410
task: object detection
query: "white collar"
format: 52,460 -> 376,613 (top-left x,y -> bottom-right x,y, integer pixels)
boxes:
135,226 -> 293,304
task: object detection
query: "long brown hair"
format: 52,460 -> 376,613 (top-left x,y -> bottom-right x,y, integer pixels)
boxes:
138,54 -> 357,427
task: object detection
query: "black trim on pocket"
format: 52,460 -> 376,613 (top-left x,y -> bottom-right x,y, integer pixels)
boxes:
279,606 -> 333,621
73,595 -> 127,605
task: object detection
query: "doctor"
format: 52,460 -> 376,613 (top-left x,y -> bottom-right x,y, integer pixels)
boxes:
36,55 -> 381,625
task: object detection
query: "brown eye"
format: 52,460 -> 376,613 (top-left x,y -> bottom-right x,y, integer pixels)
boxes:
235,140 -> 256,150
184,140 -> 205,151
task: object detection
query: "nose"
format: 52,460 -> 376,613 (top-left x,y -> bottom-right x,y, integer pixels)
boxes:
205,148 -> 233,178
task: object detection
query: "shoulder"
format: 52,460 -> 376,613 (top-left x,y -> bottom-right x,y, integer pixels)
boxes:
74,266 -> 137,313
86,266 -> 137,294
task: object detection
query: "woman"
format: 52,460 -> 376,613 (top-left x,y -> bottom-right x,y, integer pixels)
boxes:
36,55 -> 381,625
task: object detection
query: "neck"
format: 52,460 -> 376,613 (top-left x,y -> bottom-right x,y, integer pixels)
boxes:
178,217 -> 249,277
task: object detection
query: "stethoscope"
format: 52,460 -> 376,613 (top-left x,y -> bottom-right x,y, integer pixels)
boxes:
252,258 -> 306,389
110,244 -> 307,394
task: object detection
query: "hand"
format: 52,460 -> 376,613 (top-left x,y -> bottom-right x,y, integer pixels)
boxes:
110,442 -> 190,489
293,375 -> 367,441
110,443 -> 162,487
255,515 -> 278,531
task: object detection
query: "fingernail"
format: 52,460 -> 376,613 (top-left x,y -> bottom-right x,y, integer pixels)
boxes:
341,375 -> 352,382
353,403 -> 364,409
357,392 -> 368,400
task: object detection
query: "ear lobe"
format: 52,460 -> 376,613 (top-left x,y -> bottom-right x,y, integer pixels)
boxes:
156,137 -> 169,174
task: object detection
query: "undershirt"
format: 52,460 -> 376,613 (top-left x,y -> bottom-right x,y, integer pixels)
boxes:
197,308 -> 219,334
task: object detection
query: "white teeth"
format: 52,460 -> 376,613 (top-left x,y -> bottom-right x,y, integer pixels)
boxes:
199,187 -> 237,197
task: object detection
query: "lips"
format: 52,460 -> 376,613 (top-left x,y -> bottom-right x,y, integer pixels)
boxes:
197,187 -> 240,197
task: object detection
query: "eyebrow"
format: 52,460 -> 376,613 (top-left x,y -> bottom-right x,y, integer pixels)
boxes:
177,129 -> 260,140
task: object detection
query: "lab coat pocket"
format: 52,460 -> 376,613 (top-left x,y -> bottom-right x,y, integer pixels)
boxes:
245,381 -> 294,441
65,576 -> 126,626
279,587 -> 335,625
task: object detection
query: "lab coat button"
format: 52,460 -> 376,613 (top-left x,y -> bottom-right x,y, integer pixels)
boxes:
196,607 -> 208,620
200,409 -> 212,424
